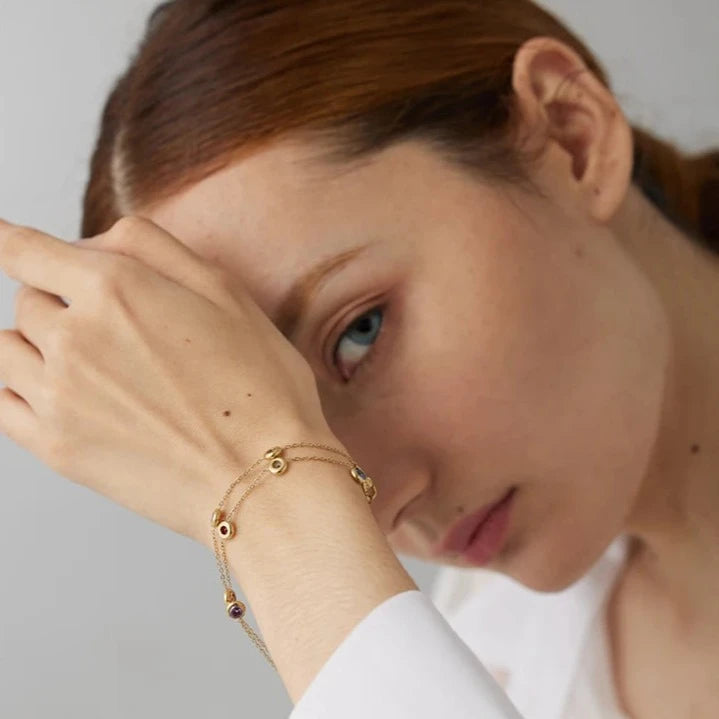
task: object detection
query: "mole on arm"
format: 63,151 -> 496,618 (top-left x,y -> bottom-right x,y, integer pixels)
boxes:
691,443 -> 701,454
223,410 -> 231,417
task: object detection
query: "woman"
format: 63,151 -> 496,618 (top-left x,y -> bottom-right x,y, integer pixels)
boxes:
0,1 -> 717,717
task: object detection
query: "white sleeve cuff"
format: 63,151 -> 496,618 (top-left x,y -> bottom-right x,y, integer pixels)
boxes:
289,588 -> 525,719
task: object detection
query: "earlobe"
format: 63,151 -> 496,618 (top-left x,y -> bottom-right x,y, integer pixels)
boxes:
511,36 -> 633,223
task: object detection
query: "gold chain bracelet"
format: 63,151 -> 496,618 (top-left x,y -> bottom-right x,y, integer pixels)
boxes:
209,442 -> 378,671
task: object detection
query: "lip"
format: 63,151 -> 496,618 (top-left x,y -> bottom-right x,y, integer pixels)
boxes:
435,487 -> 516,557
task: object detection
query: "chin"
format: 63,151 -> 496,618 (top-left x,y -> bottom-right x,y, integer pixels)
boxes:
498,524 -> 624,593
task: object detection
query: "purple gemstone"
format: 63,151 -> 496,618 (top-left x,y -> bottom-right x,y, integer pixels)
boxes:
229,604 -> 244,619
355,467 -> 367,480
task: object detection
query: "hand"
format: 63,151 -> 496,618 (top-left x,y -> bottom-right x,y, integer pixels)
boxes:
0,216 -> 336,547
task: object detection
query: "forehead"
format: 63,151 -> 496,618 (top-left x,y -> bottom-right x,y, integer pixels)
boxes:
140,137 -> 473,314
139,141 -> 354,308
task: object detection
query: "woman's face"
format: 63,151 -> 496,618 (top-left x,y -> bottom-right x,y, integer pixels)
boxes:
141,136 -> 669,591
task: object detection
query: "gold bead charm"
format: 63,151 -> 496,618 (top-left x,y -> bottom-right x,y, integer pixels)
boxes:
268,456 -> 288,475
350,466 -> 377,503
264,447 -> 283,460
217,520 -> 235,540
211,509 -> 224,528
227,600 -> 246,620
350,465 -> 368,483
224,589 -> 237,603
362,480 -> 378,503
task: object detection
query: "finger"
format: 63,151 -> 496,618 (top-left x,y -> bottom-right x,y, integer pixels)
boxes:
0,218 -> 94,302
0,386 -> 37,452
76,216 -> 223,301
0,329 -> 45,410
14,284 -> 68,357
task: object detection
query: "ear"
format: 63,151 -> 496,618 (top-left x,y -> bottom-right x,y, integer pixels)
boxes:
511,36 -> 633,223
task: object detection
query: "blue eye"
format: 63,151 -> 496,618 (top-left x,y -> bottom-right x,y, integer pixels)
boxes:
334,306 -> 384,381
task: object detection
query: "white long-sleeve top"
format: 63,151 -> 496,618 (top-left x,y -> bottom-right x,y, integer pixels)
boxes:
289,536 -> 631,718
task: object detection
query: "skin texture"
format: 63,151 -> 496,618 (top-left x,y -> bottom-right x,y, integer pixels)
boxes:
135,38 -> 719,715
142,137 -> 667,593
2,37 -> 715,716
139,40 -> 668,594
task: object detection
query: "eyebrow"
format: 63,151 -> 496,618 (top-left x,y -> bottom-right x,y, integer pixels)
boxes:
273,243 -> 372,340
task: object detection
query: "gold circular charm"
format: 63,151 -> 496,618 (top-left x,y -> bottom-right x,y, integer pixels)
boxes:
269,456 -> 288,475
264,447 -> 283,460
224,589 -> 237,603
217,520 -> 235,540
227,600 -> 246,620
211,509 -> 224,527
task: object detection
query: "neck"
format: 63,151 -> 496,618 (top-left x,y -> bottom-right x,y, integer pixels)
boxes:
611,186 -> 719,626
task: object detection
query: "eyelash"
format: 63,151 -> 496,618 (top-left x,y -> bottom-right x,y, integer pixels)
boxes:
332,304 -> 387,383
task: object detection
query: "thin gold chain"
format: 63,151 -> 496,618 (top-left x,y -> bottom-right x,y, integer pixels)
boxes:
209,442 -> 377,672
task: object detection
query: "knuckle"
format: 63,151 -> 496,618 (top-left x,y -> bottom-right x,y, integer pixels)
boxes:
44,431 -> 76,472
89,256 -> 130,296
2,225 -> 35,260
210,265 -> 244,305
183,259 -> 225,299
205,263 -> 227,287
13,283 -> 33,313
109,215 -> 149,247
0,329 -> 21,358
42,380 -> 69,419
210,265 -> 233,293
42,380 -> 60,406
46,322 -> 76,357
42,373 -> 78,434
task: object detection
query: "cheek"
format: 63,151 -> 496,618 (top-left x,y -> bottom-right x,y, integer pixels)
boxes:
318,216 -> 670,587
455,222 -> 671,590
409,218 -> 670,588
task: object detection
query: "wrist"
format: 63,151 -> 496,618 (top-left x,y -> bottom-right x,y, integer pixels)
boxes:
213,455 -> 414,700
223,456 -> 393,595
197,424 -> 351,548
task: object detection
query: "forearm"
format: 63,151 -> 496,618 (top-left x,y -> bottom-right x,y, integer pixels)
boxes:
216,438 -> 417,704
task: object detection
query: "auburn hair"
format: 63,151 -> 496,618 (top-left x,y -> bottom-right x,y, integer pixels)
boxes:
81,0 -> 719,253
